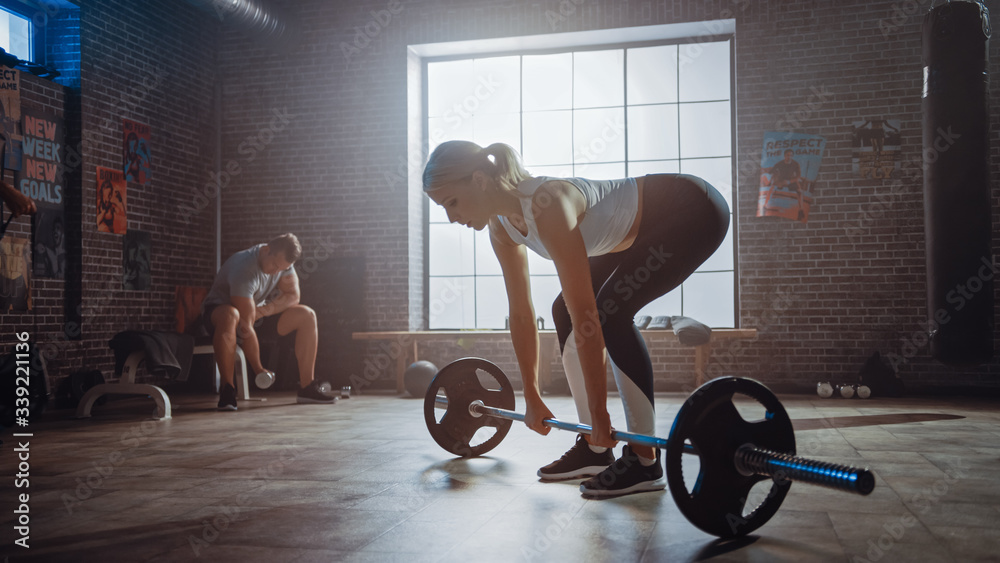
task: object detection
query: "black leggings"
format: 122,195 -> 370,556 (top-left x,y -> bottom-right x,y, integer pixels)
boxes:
552,174 -> 731,404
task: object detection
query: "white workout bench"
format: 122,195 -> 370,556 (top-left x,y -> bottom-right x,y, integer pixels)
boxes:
76,344 -> 254,420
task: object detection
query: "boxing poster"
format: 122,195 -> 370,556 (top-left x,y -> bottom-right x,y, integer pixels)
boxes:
757,132 -> 827,224
32,207 -> 65,278
0,236 -> 31,312
18,109 -> 66,278
852,119 -> 901,179
122,229 -> 151,290
0,68 -> 21,172
122,118 -> 151,184
96,166 -> 127,234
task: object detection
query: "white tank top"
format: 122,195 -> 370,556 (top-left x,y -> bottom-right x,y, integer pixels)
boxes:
498,176 -> 639,259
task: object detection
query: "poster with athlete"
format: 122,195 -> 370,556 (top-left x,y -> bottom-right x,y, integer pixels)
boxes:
122,229 -> 151,290
0,68 -> 22,172
96,166 -> 127,234
757,132 -> 826,224
852,119 -> 901,179
122,118 -> 151,184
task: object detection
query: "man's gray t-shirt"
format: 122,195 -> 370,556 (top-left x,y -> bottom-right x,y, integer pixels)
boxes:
202,244 -> 294,311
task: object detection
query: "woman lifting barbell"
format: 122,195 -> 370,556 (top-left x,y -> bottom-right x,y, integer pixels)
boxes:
422,141 -> 729,496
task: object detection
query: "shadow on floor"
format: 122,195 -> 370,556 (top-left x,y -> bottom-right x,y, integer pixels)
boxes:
793,412 -> 965,431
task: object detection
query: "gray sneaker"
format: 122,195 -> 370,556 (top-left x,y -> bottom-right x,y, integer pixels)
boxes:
580,445 -> 665,497
538,435 -> 615,481
297,381 -> 338,404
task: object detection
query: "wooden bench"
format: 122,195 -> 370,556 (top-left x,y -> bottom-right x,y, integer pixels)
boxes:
352,328 -> 758,393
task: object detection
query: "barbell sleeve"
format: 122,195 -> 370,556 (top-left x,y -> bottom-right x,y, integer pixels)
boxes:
734,444 -> 875,496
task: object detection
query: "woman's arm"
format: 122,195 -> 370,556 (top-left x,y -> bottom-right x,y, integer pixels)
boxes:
489,217 -> 555,434
533,180 -> 616,448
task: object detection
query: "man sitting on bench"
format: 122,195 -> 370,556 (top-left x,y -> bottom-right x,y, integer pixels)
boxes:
202,233 -> 335,410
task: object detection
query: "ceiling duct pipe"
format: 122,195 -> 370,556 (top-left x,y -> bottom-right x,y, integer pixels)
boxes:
184,0 -> 287,40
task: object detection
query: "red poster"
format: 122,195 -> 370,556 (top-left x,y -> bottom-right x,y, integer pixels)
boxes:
96,166 -> 127,234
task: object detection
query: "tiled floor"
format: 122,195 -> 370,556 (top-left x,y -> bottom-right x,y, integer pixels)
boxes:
1,385 -> 999,562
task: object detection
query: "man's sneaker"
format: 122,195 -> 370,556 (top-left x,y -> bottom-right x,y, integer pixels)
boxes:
217,383 -> 238,411
579,445 -> 665,497
297,381 -> 338,404
538,434 -> 615,481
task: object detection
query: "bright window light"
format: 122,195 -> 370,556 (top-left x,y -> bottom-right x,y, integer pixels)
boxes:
0,8 -> 31,62
426,36 -> 735,329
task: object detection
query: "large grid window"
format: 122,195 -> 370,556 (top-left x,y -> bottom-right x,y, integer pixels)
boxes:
426,38 -> 734,330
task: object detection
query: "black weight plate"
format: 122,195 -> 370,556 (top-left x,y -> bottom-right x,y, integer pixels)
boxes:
423,357 -> 516,457
665,377 -> 796,538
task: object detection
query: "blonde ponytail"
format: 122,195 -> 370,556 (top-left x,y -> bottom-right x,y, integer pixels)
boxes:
423,140 -> 532,193
482,143 -> 532,187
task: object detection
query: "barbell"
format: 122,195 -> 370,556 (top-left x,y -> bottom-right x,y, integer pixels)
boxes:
423,357 -> 876,538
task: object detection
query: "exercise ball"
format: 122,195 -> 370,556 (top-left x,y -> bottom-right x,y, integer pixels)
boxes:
404,360 -> 439,398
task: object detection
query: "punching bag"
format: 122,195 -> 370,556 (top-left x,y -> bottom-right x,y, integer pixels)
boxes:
922,0 -> 993,365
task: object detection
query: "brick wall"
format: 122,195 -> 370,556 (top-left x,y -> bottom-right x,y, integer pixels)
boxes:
44,3 -> 82,89
73,0 -> 220,381
1,0 -> 220,392
215,0 -> 1000,394
734,1 -> 1000,393
5,0 -> 999,400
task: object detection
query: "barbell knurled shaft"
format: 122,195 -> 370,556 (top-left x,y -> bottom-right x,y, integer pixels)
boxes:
471,400 -> 672,449
435,396 -> 693,453
735,445 -> 875,496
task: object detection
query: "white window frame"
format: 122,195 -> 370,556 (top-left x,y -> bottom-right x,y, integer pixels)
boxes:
408,21 -> 739,331
0,3 -> 35,63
